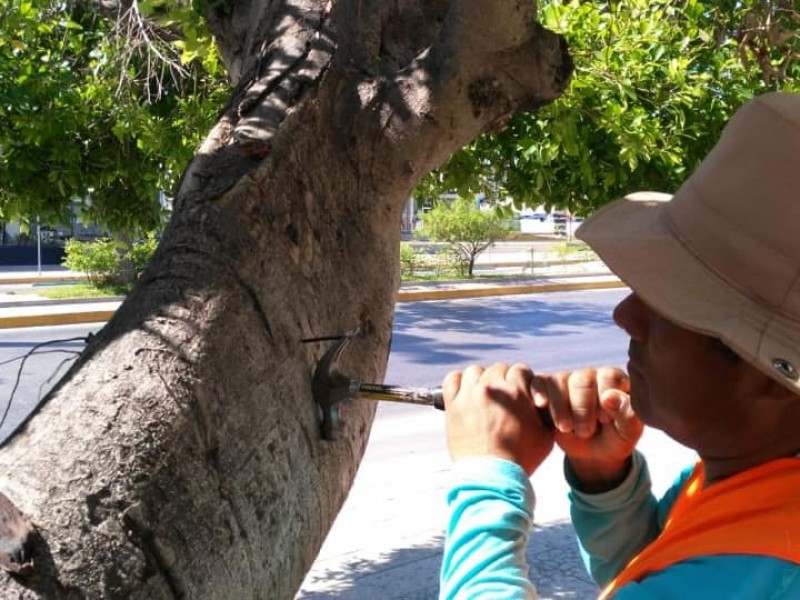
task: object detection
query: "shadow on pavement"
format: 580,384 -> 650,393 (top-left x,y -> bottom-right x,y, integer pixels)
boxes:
297,521 -> 598,599
387,291 -> 628,371
529,521 -> 599,599
388,334 -> 513,366
396,294 -> 620,334
298,537 -> 442,599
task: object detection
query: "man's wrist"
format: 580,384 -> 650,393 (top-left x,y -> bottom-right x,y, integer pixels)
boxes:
566,455 -> 633,494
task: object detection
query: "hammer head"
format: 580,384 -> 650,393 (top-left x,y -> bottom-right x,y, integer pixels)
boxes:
310,335 -> 359,440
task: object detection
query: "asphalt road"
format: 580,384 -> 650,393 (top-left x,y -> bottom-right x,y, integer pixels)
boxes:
386,286 -> 629,385
0,323 -> 94,443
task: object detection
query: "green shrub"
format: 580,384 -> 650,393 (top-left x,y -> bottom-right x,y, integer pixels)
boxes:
63,238 -> 118,284
435,246 -> 462,278
63,235 -> 159,286
400,242 -> 417,278
132,234 -> 159,274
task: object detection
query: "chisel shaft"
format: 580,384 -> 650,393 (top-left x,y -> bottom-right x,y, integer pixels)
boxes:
355,382 -> 555,430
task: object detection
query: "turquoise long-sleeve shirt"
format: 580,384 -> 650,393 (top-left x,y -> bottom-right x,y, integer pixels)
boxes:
440,458 -> 537,599
440,452 -> 800,599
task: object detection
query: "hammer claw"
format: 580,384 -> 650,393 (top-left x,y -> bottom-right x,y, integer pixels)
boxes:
310,334 -> 357,440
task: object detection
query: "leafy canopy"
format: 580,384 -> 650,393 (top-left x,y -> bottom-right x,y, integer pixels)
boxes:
418,0 -> 800,216
0,0 -> 228,233
3,0 -> 798,232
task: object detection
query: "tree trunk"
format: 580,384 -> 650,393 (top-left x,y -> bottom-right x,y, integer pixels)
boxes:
0,1 -> 570,596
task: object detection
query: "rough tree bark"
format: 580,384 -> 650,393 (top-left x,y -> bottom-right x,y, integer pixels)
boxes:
0,1 -> 571,597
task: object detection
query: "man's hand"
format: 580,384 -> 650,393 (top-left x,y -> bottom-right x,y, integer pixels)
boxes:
532,367 -> 643,492
442,363 -> 554,476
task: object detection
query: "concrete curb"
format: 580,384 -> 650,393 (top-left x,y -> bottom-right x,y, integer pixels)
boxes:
397,278 -> 624,302
0,274 -> 85,285
0,310 -> 120,330
0,296 -> 126,309
0,278 -> 624,329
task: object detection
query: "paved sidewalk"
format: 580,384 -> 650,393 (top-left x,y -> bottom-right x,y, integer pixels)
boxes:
0,267 -> 118,328
0,265 -> 85,284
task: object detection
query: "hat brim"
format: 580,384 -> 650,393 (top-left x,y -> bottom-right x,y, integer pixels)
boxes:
576,191 -> 770,366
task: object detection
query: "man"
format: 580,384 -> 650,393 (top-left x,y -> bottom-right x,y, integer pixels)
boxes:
439,91 -> 800,599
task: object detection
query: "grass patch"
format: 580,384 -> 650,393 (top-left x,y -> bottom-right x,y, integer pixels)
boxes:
401,272 -> 535,283
551,241 -> 594,259
401,273 -> 452,282
29,283 -> 130,299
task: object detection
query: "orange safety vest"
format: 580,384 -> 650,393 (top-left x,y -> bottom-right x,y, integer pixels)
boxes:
600,457 -> 800,599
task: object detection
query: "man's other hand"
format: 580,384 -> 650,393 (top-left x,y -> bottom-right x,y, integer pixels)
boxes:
532,367 -> 643,492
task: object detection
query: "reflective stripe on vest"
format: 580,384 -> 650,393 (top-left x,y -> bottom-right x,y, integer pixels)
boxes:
600,457 -> 800,599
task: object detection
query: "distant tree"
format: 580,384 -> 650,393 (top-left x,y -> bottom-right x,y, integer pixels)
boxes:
419,197 -> 510,278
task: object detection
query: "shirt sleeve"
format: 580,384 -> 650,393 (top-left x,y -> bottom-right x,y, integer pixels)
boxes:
440,457 -> 538,600
566,450 -> 661,586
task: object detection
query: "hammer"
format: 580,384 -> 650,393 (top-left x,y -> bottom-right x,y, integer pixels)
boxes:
307,333 -> 553,440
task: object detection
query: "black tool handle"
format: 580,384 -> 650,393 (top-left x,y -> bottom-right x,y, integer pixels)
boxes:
427,388 -> 445,410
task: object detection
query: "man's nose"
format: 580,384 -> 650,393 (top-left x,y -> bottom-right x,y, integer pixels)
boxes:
613,293 -> 648,342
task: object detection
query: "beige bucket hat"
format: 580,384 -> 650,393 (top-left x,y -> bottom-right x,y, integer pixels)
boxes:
576,92 -> 800,392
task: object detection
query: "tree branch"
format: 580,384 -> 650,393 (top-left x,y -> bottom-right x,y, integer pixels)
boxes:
420,0 -> 571,141
318,0 -> 571,197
